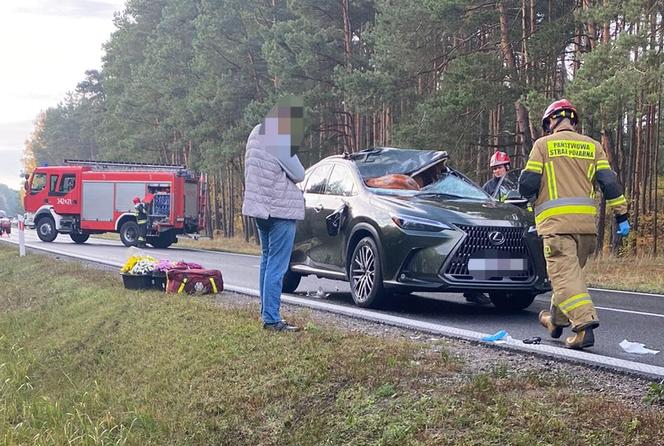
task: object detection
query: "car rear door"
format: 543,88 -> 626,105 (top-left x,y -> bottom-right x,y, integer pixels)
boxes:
299,164 -> 333,268
320,163 -> 357,271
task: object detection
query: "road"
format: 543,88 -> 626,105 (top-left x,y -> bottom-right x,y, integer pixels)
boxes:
2,230 -> 663,371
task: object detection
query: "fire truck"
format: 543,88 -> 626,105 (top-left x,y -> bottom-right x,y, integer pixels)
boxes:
23,159 -> 206,249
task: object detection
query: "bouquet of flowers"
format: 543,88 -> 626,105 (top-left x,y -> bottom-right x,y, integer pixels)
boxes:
121,255 -> 158,275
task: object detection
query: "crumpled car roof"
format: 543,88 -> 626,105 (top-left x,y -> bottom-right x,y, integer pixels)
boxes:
349,147 -> 448,179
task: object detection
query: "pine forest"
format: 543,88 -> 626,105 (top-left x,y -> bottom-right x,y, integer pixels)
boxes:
23,0 -> 664,255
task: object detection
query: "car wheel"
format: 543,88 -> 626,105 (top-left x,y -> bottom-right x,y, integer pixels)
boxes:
36,217 -> 58,242
69,232 -> 89,244
489,291 -> 537,311
349,236 -> 386,308
120,221 -> 139,247
282,269 -> 302,293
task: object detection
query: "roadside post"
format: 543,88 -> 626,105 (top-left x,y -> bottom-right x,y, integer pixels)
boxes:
18,214 -> 25,257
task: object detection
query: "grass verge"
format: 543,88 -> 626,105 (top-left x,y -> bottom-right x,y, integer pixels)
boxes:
1,245 -> 663,445
584,255 -> 664,294
92,232 -> 261,255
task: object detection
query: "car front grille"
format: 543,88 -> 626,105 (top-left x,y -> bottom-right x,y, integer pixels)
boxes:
442,224 -> 533,281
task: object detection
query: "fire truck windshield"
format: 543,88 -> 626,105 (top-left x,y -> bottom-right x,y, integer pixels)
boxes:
31,173 -> 46,194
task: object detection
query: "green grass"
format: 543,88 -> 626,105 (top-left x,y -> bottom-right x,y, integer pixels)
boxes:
1,245 -> 663,445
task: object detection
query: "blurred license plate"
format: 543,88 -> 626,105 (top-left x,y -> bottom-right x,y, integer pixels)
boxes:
468,251 -> 527,279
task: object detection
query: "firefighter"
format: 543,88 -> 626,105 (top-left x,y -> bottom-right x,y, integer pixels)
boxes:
132,196 -> 148,248
519,99 -> 630,349
463,151 -> 512,306
483,151 -> 511,197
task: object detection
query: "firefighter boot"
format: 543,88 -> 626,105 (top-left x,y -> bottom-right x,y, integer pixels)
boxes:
564,321 -> 599,350
538,310 -> 566,339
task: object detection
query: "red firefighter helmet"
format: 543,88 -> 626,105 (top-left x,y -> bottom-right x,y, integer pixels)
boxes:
133,196 -> 141,204
490,151 -> 511,168
542,99 -> 578,131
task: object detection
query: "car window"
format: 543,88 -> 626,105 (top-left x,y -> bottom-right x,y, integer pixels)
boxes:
305,164 -> 332,194
31,173 -> 47,194
49,175 -> 59,193
60,174 -> 76,193
325,165 -> 356,196
420,172 -> 489,200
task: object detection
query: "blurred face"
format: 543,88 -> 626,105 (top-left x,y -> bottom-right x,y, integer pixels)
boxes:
262,96 -> 305,157
492,164 -> 507,178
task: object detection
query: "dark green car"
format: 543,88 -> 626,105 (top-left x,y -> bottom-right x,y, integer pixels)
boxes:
285,148 -> 550,309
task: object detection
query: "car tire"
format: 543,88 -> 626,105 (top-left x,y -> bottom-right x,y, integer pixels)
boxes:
36,216 -> 58,242
349,236 -> 386,308
69,232 -> 89,244
489,291 -> 537,311
120,221 -> 140,247
282,269 -> 302,293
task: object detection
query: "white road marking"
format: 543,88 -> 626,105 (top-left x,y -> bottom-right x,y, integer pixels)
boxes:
596,306 -> 664,319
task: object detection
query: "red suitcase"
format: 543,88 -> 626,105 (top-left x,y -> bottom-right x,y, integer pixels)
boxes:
166,269 -> 223,294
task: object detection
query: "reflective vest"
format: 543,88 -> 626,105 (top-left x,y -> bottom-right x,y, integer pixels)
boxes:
133,202 -> 148,225
523,123 -> 627,235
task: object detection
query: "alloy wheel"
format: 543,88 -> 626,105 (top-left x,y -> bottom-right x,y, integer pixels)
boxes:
351,243 -> 375,303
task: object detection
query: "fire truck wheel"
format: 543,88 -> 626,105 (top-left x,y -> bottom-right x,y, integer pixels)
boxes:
120,221 -> 140,247
70,232 -> 90,244
36,217 -> 58,242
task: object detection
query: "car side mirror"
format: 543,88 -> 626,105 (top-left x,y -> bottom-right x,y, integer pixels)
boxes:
24,180 -> 29,192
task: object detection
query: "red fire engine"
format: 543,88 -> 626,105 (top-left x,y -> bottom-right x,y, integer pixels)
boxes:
23,159 -> 206,249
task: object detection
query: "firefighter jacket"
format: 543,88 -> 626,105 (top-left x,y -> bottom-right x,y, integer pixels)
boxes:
518,122 -> 628,236
133,202 -> 148,224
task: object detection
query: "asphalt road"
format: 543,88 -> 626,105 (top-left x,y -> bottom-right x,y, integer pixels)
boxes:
2,230 -> 663,368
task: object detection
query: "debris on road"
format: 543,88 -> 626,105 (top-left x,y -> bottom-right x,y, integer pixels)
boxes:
619,339 -> 659,355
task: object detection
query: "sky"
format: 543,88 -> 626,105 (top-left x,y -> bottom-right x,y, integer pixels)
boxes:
0,0 -> 126,190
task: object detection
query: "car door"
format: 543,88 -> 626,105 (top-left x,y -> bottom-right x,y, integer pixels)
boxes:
299,163 -> 333,268
50,172 -> 81,215
320,164 -> 357,271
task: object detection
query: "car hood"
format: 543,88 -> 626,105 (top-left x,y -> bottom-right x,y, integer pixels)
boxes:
373,193 -> 533,226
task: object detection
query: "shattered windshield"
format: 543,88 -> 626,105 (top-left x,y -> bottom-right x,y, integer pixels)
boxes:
352,148 -> 447,179
418,173 -> 489,200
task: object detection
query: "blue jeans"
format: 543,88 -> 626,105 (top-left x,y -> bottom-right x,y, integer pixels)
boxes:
256,217 -> 297,325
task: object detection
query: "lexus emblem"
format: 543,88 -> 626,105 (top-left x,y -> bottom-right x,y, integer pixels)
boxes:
488,231 -> 506,246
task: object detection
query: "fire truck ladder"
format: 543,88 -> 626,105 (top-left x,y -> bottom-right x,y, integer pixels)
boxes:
64,159 -> 191,174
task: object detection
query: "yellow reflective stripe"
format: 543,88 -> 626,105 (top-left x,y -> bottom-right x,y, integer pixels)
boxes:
596,160 -> 611,171
535,205 -> 597,224
559,293 -> 593,314
545,162 -> 554,198
607,195 -> 627,207
209,278 -> 218,293
587,164 -> 596,198
545,162 -> 558,199
178,278 -> 188,294
559,292 -> 590,309
525,160 -> 543,174
563,299 -> 594,314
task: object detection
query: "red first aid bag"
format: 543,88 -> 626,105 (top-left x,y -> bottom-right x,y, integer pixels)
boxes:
166,268 -> 223,294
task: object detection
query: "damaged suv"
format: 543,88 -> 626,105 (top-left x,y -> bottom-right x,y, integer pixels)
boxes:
285,148 -> 550,309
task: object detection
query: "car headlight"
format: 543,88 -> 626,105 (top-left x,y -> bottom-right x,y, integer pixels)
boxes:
391,214 -> 451,232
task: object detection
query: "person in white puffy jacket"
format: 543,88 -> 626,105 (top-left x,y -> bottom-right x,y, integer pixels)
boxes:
242,97 -> 306,332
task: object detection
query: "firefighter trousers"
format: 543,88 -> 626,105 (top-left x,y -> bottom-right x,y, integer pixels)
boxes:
137,221 -> 147,244
542,234 -> 599,332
